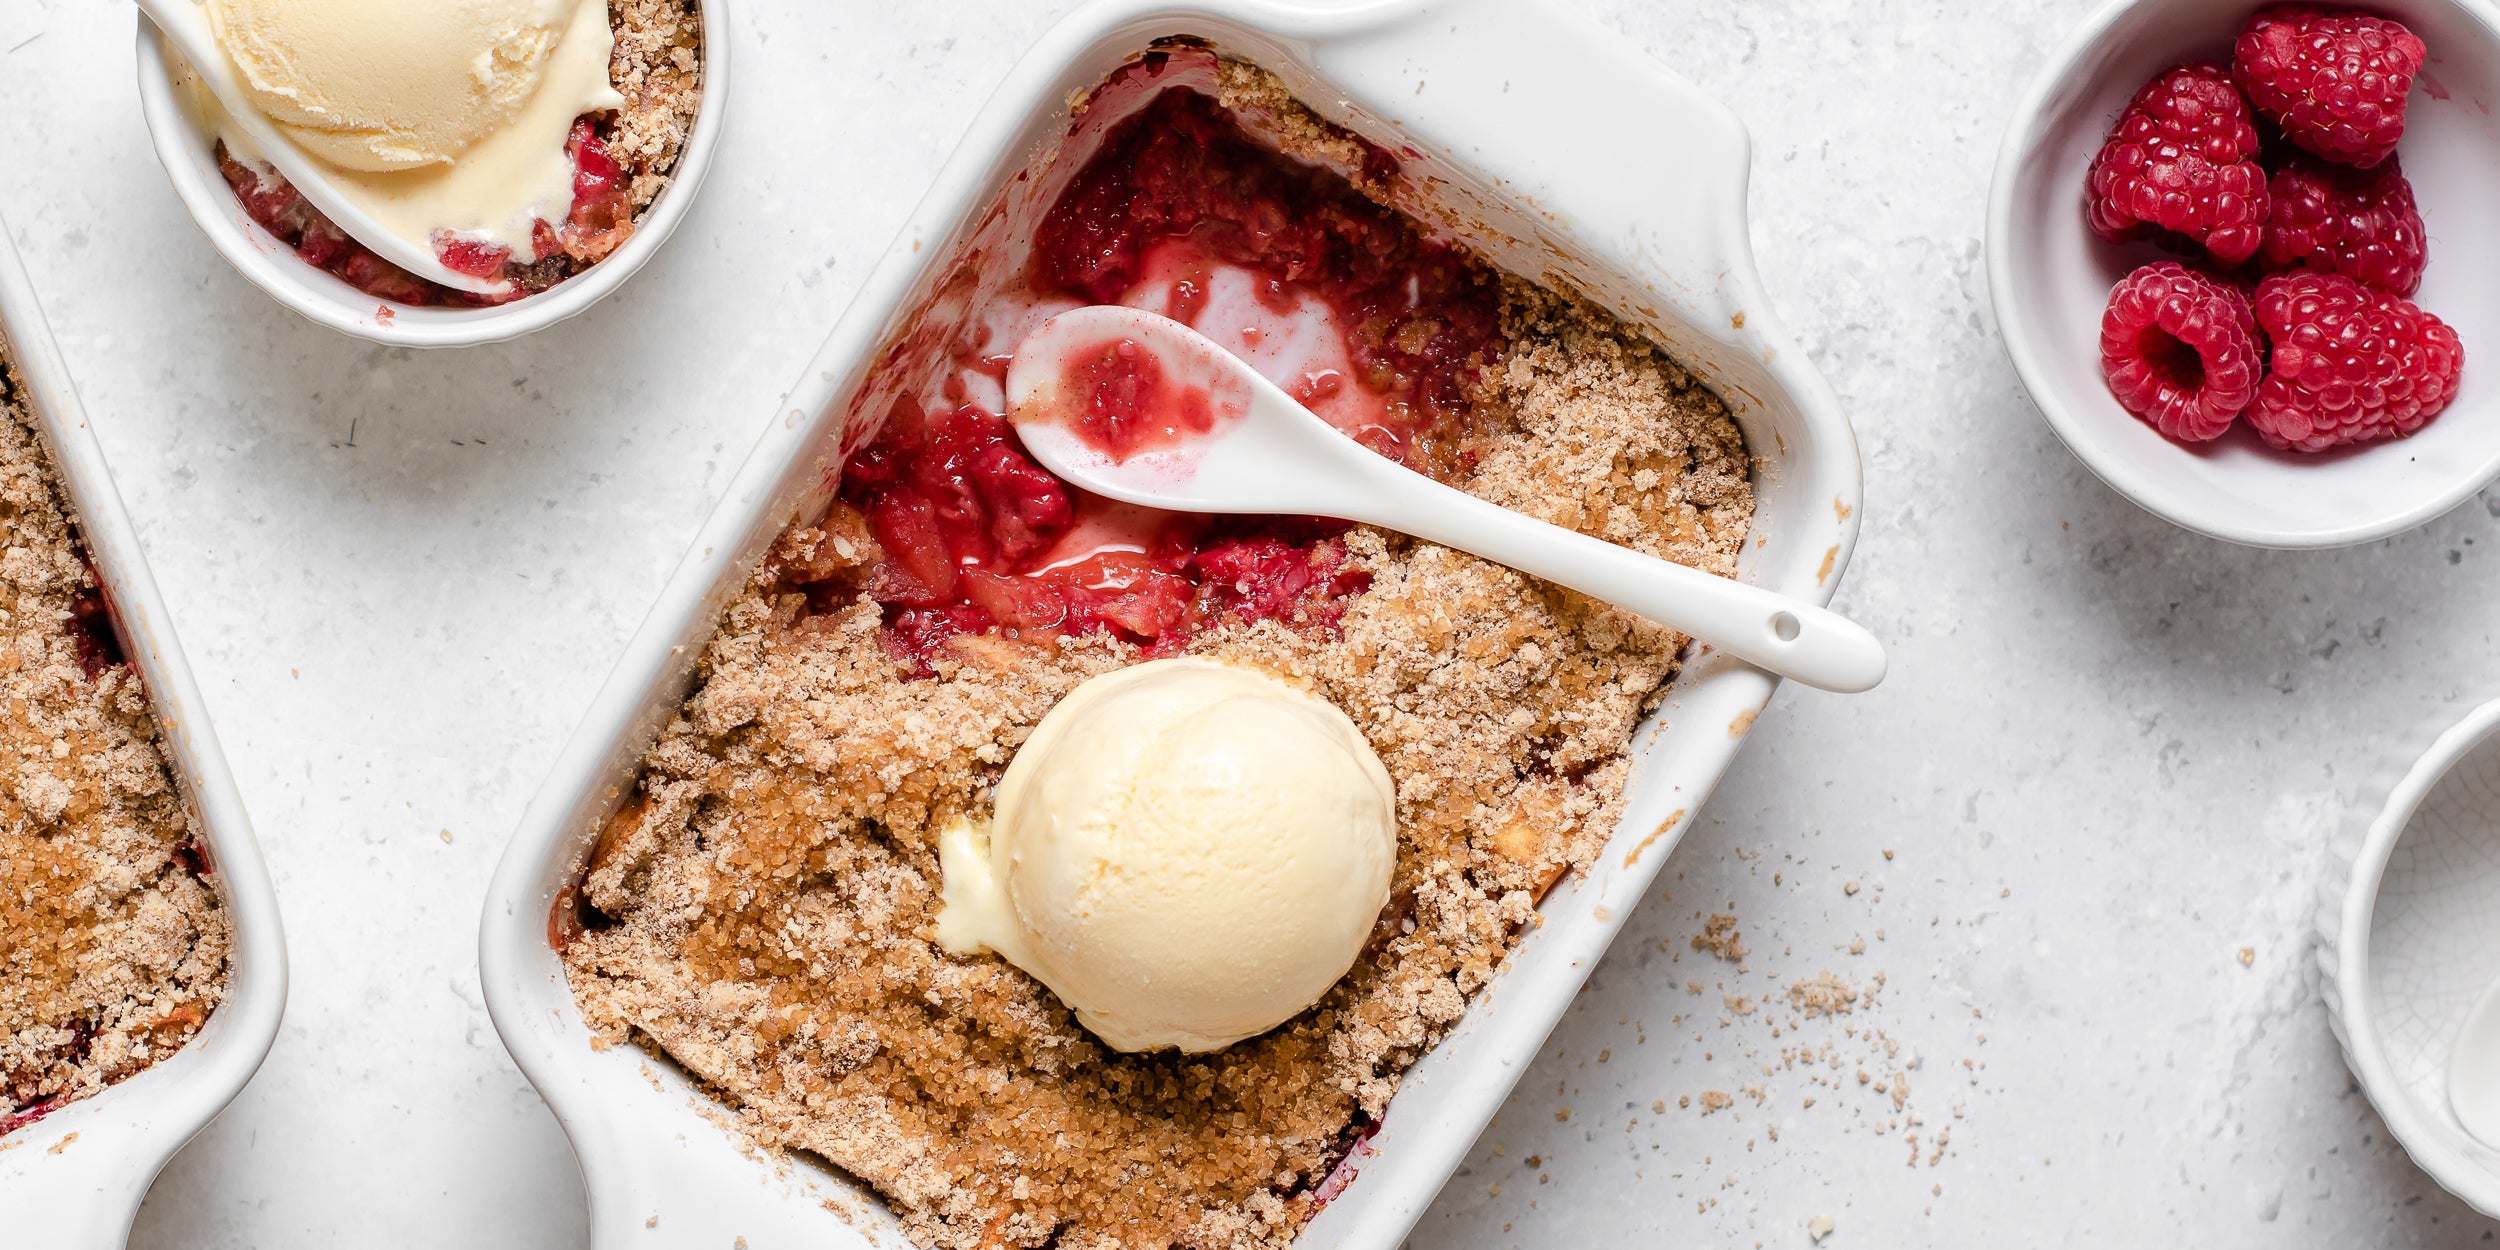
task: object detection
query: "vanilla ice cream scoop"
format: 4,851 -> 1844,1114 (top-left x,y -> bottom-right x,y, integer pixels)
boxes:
190,0 -> 622,266
937,658 -> 1397,1053
207,0 -> 577,171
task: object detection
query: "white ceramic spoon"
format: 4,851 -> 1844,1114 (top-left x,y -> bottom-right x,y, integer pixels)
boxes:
133,0 -> 510,297
2450,971 -> 2500,1149
1005,306 -> 1888,695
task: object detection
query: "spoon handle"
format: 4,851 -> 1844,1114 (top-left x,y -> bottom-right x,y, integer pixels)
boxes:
1361,468 -> 1887,694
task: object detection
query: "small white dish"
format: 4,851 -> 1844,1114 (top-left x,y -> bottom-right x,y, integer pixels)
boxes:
481,1 -> 1864,1246
1988,0 -> 2500,549
2318,692 -> 2500,1216
131,0 -> 732,349
0,217 -> 286,1249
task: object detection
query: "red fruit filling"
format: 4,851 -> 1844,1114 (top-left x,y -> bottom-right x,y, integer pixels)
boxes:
2099,261 -> 2265,443
69,586 -> 123,680
1040,335 -> 1244,460
67,551 -> 125,680
817,85 -> 1499,674
217,115 -> 635,308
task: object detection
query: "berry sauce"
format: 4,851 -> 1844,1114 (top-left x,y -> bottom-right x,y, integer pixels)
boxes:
1041,335 -> 1241,461
822,82 -> 1503,674
218,116 -> 635,308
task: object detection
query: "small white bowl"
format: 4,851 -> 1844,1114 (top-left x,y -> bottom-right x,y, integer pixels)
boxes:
0,218 -> 286,1250
132,1 -> 731,349
2319,692 -> 2500,1217
1988,0 -> 2500,549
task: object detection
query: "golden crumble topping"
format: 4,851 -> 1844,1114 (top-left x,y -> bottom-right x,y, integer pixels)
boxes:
607,0 -> 706,215
0,350 -> 226,1134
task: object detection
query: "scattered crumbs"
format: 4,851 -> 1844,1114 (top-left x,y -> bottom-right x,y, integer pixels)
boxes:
1698,1090 -> 1734,1115
1787,971 -> 1860,1018
2237,946 -> 2256,968
1843,881 -> 1860,897
45,1131 -> 76,1154
1809,1213 -> 1836,1242
1694,911 -> 1749,962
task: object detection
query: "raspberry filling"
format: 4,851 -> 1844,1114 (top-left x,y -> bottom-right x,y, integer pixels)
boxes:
1042,335 -> 1243,461
218,116 -> 635,308
823,84 -> 1501,674
69,551 -> 125,680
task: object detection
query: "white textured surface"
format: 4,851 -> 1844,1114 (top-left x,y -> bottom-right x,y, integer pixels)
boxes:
0,0 -> 2496,1246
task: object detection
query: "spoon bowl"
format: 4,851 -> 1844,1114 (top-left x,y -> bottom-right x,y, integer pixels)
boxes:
1006,306 -> 1888,694
133,0 -> 507,296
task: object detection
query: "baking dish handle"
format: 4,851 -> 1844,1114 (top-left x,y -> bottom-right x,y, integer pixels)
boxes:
0,1122 -> 156,1250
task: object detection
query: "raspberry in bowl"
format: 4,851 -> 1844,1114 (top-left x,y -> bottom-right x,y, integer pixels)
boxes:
1990,0 -> 2500,547
135,0 -> 728,347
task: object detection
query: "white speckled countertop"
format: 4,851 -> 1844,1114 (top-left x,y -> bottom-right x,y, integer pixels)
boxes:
2,1 -> 2497,1245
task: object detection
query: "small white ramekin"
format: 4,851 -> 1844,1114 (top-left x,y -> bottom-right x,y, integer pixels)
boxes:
131,1 -> 731,349
0,218 -> 286,1250
482,2 -> 1865,1247
1989,0 -> 2500,549
2318,692 -> 2500,1217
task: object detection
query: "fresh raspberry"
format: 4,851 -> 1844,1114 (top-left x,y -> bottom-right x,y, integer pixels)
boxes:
2086,63 -> 2271,266
2259,154 -> 2425,294
2233,8 -> 2425,169
2099,261 -> 2265,442
2249,270 -> 2462,451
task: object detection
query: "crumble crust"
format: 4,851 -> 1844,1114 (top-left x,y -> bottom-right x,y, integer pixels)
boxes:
0,350 -> 226,1132
606,0 -> 706,214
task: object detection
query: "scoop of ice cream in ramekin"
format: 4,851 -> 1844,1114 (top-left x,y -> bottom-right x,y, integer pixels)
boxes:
937,657 -> 1397,1054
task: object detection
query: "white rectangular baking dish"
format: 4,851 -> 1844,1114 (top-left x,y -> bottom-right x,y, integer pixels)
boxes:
480,2 -> 1864,1246
0,218 -> 287,1250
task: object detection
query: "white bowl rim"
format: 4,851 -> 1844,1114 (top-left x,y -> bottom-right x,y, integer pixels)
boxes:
2335,693 -> 2500,1217
130,0 -> 733,350
1984,0 -> 2500,550
0,216 -> 287,1249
